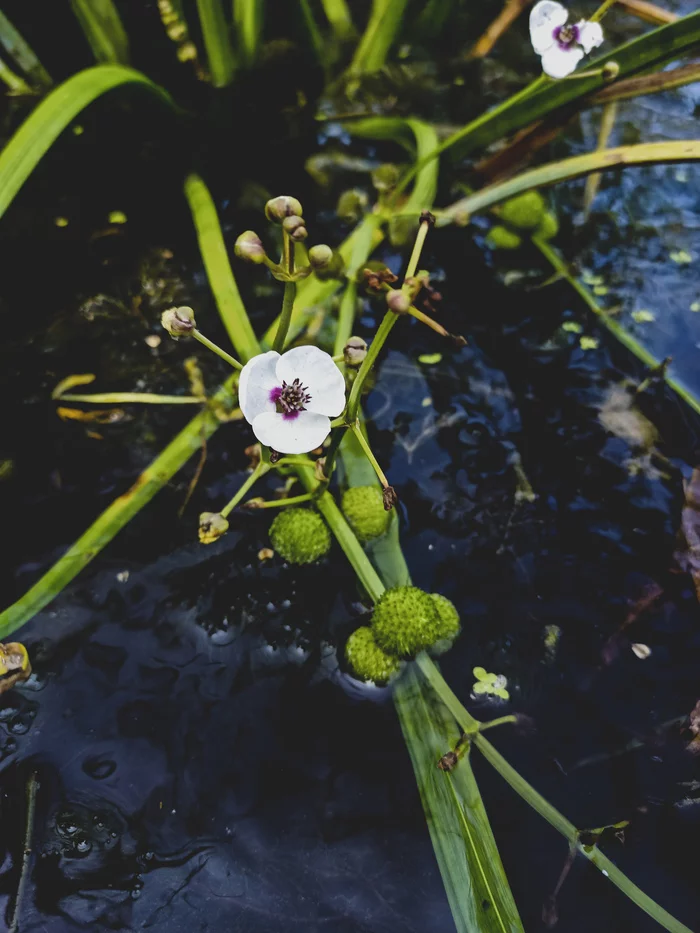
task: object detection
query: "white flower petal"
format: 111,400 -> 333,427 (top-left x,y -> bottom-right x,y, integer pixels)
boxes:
275,345 -> 346,417
251,411 -> 332,454
577,20 -> 604,54
541,43 -> 583,78
530,0 -> 568,55
238,351 -> 280,424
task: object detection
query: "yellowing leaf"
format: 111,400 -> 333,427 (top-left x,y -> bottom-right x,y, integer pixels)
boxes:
57,406 -> 126,424
0,641 -> 31,694
52,373 -> 96,399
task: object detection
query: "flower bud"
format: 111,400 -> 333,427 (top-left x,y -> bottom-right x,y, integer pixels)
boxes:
386,289 -> 410,315
235,230 -> 267,264
198,511 -> 229,544
308,244 -> 333,270
337,188 -> 368,223
602,60 -> 620,81
343,336 -> 367,367
371,163 -> 400,193
265,195 -> 303,224
162,306 -> 196,338
345,627 -> 402,685
382,486 -> 398,511
371,586 -> 442,658
342,485 -> 390,542
282,215 -> 305,236
269,507 -> 331,564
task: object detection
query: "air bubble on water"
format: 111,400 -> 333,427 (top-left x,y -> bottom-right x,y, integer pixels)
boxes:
76,838 -> 92,854
209,628 -> 236,646
131,888 -> 142,899
144,851 -> 154,861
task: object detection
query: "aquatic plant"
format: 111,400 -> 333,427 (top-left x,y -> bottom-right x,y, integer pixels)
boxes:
0,1 -> 699,931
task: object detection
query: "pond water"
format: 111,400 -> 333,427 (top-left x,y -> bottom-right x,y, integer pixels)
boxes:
0,1 -> 699,930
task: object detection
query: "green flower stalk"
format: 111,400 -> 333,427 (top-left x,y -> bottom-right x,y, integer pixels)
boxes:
345,626 -> 402,685
269,507 -> 331,564
341,485 -> 390,542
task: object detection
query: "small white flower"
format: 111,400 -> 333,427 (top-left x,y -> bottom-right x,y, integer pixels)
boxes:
530,1 -> 604,78
238,345 -> 345,454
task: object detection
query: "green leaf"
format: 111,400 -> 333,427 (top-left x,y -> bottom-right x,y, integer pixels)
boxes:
319,0 -> 355,41
70,0 -> 130,64
233,0 -> 264,66
348,0 -> 410,74
183,173 -> 260,362
0,9 -> 52,88
196,0 -> 237,86
0,65 -> 175,222
395,665 -> 525,933
441,141 -> 700,224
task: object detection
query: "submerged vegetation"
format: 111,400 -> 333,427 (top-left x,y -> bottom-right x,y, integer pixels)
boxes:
0,0 -> 699,929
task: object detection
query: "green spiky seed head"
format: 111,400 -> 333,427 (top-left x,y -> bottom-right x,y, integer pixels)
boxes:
371,586 -> 442,658
269,508 -> 331,565
499,190 -> 546,231
429,594 -> 461,655
533,210 -> 559,241
345,627 -> 402,685
486,225 -> 522,250
341,486 -> 390,543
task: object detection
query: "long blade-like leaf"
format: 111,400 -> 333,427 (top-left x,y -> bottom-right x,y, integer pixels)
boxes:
441,140 -> 700,224
70,0 -> 130,64
396,665 -> 525,933
0,9 -> 52,88
233,0 -> 264,66
348,0 -> 410,74
196,0 -> 236,86
0,65 -> 175,221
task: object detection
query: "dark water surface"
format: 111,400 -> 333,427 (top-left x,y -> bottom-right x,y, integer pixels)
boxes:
1,2 -> 700,930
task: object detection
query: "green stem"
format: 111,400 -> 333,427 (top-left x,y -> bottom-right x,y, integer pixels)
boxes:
346,311 -> 397,424
275,456 -> 317,468
350,422 -> 390,488
0,52 -> 31,94
273,281 -> 298,354
59,393 -> 204,404
478,715 -> 518,732
192,328 -> 242,369
220,461 -> 269,517
591,0 -> 618,21
322,425 -> 349,479
8,772 -> 38,933
252,492 -> 314,508
405,217 -> 430,279
196,0 -> 236,86
534,237 -> 700,418
393,74 -> 548,202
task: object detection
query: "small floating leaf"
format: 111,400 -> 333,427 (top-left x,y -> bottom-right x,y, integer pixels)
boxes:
108,210 -> 127,223
670,250 -> 693,265
631,309 -> 655,323
593,285 -> 608,296
691,301 -> 700,312
579,336 -> 599,350
581,270 -> 604,286
418,352 -> 442,365
55,216 -> 69,227
562,321 -> 583,333
0,641 -> 31,694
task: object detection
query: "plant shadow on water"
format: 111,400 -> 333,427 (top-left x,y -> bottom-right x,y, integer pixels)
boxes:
0,1 -> 699,930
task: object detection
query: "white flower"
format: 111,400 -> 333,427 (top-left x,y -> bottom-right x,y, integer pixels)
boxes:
530,1 -> 604,78
238,346 -> 346,454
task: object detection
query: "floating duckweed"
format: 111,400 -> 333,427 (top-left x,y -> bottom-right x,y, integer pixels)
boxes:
345,627 -> 402,685
593,285 -> 608,297
533,210 -> 558,241
499,190 -> 546,231
581,270 -> 604,286
429,594 -> 461,655
472,666 -> 509,700
579,336 -> 599,350
418,352 -> 442,365
562,321 -> 583,334
55,216 -> 69,227
631,309 -> 655,323
269,508 -> 331,565
486,225 -> 522,250
341,486 -> 390,543
691,301 -> 700,312
670,250 -> 693,265
371,586 -> 441,658
108,211 -> 127,224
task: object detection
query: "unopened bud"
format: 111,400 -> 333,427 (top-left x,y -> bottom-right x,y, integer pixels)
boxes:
386,289 -> 410,315
602,60 -> 620,81
308,244 -> 333,270
450,334 -> 468,348
198,511 -> 229,544
382,486 -> 398,511
344,336 -> 367,367
235,230 -> 267,264
371,164 -> 400,193
282,215 -> 305,235
161,306 -> 195,338
265,195 -> 303,223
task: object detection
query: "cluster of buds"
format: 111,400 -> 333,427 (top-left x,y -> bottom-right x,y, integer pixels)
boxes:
234,195 -> 343,284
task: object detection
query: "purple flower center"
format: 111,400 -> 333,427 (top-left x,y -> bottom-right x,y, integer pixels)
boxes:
553,23 -> 580,49
270,379 -> 312,420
